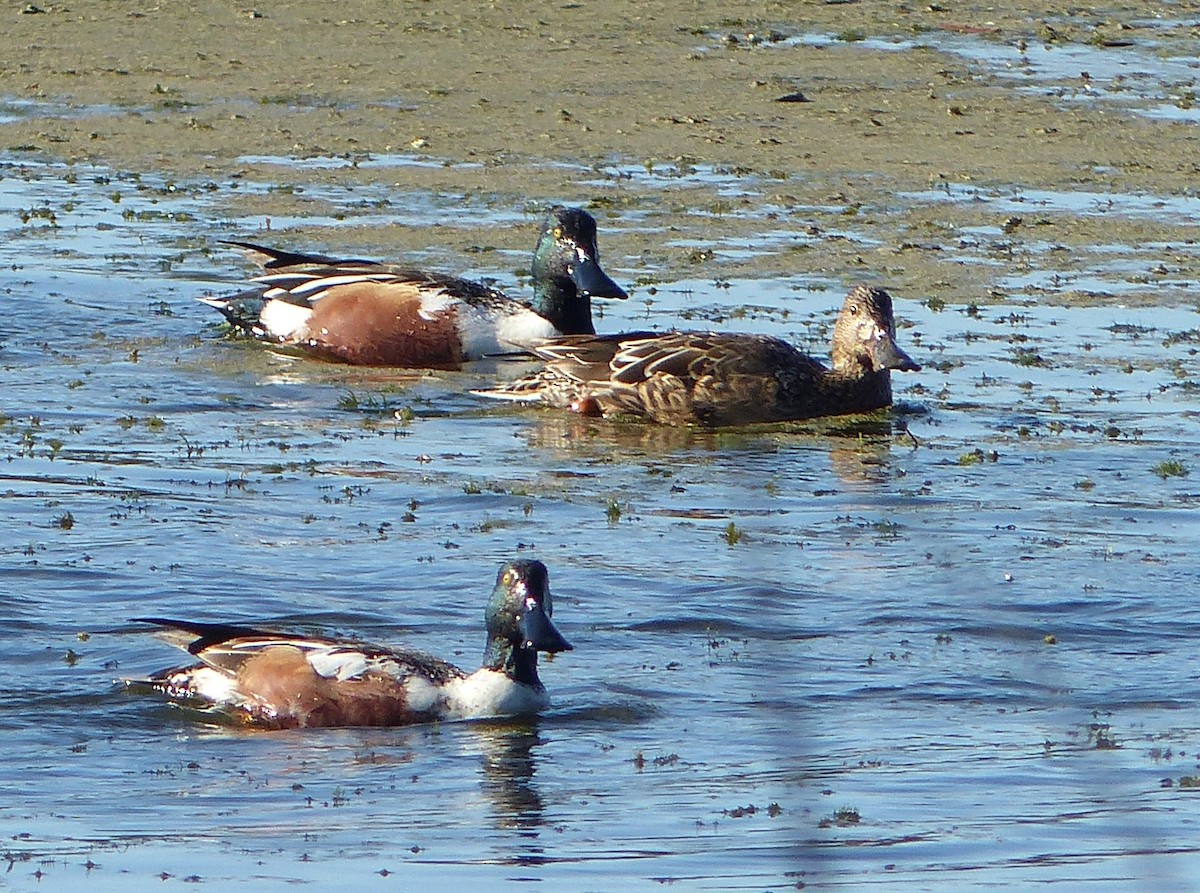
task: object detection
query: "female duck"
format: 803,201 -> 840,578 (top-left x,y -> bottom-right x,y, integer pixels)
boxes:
479,285 -> 920,426
201,207 -> 627,368
132,560 -> 571,728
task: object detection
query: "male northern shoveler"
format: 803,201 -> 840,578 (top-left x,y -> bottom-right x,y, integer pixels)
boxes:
200,207 -> 627,368
130,559 -> 571,729
478,285 -> 920,426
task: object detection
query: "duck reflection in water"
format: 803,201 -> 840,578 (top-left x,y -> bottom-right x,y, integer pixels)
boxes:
474,723 -> 550,865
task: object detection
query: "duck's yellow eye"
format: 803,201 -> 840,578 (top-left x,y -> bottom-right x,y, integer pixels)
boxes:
553,226 -> 564,240
503,569 -> 516,585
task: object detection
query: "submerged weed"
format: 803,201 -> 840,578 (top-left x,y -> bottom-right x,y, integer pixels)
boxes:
870,519 -> 902,538
1152,459 -> 1188,479
722,803 -> 761,818
1163,328 -> 1200,347
605,499 -> 622,524
18,206 -> 58,226
957,448 -> 985,466
1010,347 -> 1049,367
338,390 -> 411,418
819,807 -> 861,828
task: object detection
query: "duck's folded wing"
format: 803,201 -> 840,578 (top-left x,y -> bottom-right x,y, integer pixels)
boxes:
254,270 -> 417,304
612,332 -> 825,383
530,332 -> 660,382
222,240 -> 381,271
135,618 -> 356,675
133,617 -> 280,655
135,618 -> 464,684
301,644 -> 462,684
253,267 -> 509,307
224,241 -> 511,300
529,331 -> 733,386
607,333 -> 716,384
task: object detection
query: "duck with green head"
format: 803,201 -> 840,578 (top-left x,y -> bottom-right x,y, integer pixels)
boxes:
130,559 -> 572,729
200,207 -> 627,368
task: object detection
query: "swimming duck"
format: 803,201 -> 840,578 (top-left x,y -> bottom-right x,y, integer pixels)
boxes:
131,559 -> 571,728
478,285 -> 920,426
199,207 -> 627,368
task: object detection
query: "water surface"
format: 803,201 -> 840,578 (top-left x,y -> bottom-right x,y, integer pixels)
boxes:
2,151 -> 1200,893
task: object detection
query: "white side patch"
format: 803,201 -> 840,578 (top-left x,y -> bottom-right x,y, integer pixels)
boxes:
258,300 -> 313,342
182,666 -> 240,704
403,675 -> 445,715
417,289 -> 458,321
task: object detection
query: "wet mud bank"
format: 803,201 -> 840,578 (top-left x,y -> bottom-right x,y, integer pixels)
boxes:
2,2 -> 1199,304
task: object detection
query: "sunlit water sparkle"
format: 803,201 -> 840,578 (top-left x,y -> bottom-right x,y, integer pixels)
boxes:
1,146 -> 1199,893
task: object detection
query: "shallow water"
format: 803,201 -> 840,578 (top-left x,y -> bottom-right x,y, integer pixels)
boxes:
751,26 -> 1200,123
2,144 -> 1200,893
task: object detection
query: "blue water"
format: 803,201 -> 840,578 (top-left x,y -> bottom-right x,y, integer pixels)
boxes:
2,148 -> 1200,893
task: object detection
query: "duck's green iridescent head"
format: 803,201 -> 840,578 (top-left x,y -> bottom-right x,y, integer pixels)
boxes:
531,207 -> 628,335
486,559 -> 572,655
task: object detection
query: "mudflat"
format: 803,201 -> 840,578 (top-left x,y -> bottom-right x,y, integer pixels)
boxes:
3,2 -> 1198,299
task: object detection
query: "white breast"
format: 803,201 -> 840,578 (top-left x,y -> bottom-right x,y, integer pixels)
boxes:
439,669 -> 549,720
455,305 -> 559,358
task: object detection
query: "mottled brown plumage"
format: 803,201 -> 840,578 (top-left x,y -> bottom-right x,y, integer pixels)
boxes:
479,285 -> 920,426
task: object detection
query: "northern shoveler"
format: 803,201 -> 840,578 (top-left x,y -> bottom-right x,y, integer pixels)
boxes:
478,285 -> 920,426
200,207 -> 627,368
130,559 -> 572,728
